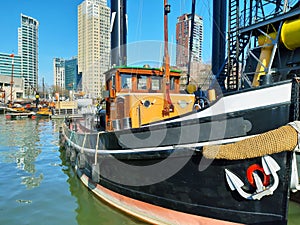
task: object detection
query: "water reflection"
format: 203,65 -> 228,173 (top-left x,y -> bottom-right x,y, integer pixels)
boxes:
288,201 -> 300,225
58,120 -> 300,225
0,118 -> 43,189
59,150 -> 146,225
21,174 -> 44,190
0,116 -> 298,225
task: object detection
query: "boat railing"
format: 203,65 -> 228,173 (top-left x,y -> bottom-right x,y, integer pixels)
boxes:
291,147 -> 300,193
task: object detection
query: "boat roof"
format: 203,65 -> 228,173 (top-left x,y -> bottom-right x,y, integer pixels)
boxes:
104,65 -> 182,74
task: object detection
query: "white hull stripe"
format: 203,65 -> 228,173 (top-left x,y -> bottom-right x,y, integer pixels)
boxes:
63,131 -> 255,155
154,82 -> 292,124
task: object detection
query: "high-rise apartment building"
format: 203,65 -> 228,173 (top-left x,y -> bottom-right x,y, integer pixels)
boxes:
18,14 -> 39,93
78,0 -> 110,98
53,58 -> 65,91
65,57 -> 79,91
0,53 -> 24,101
53,57 -> 80,93
0,53 -> 22,78
176,13 -> 203,67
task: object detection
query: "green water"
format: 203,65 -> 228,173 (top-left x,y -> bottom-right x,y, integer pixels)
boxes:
0,116 -> 144,225
0,115 -> 299,225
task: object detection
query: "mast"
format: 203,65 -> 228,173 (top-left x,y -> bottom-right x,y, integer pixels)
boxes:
111,0 -> 127,66
212,0 -> 227,86
186,0 -> 196,85
10,54 -> 14,106
162,0 -> 174,116
42,77 -> 45,99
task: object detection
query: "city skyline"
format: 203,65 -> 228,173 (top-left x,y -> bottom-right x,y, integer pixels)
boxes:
176,13 -> 203,67
19,14 -> 39,93
78,0 -> 110,97
0,0 -> 213,87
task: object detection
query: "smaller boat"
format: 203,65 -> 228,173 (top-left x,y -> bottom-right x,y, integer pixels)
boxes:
5,103 -> 36,120
36,107 -> 52,118
5,111 -> 36,120
0,103 -> 7,114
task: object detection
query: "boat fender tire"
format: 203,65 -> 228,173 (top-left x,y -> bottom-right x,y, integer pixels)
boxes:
65,145 -> 71,159
70,149 -> 77,163
77,153 -> 86,169
60,137 -> 65,146
59,133 -> 63,143
92,163 -> 100,183
63,141 -> 68,150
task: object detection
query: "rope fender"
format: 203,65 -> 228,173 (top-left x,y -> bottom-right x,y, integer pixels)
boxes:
203,121 -> 300,160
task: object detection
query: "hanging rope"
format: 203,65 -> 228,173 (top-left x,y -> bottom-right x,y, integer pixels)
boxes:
94,132 -> 101,165
81,133 -> 87,154
68,130 -> 74,147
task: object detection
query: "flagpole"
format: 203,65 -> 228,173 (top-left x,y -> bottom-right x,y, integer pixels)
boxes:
10,54 -> 14,106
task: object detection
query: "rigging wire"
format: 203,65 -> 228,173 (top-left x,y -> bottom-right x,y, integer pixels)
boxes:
180,0 -> 187,15
135,0 -> 144,41
197,0 -> 220,89
131,0 -> 144,69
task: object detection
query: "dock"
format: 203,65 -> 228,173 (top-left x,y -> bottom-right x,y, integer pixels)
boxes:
50,100 -> 80,119
51,114 -> 82,119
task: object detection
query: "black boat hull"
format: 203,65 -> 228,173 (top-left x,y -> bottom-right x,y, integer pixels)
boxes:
60,81 -> 299,225
75,150 -> 291,225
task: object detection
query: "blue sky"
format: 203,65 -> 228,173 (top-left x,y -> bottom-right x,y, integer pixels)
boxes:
0,0 -> 212,86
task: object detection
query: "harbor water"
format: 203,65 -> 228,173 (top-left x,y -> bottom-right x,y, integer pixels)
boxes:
0,115 -> 299,225
0,116 -> 144,225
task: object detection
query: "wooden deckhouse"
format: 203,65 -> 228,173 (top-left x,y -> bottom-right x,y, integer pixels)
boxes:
104,66 -> 195,130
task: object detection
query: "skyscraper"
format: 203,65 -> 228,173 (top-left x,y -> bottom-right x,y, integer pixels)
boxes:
53,58 -> 65,92
78,0 -> 110,98
0,53 -> 22,78
0,53 -> 24,101
18,14 -> 39,93
176,13 -> 203,67
53,57 -> 80,94
65,57 -> 78,91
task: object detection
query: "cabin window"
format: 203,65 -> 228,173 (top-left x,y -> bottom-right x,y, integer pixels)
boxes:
120,74 -> 132,89
151,77 -> 161,90
170,77 -> 175,90
112,73 -> 116,89
137,75 -> 147,90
